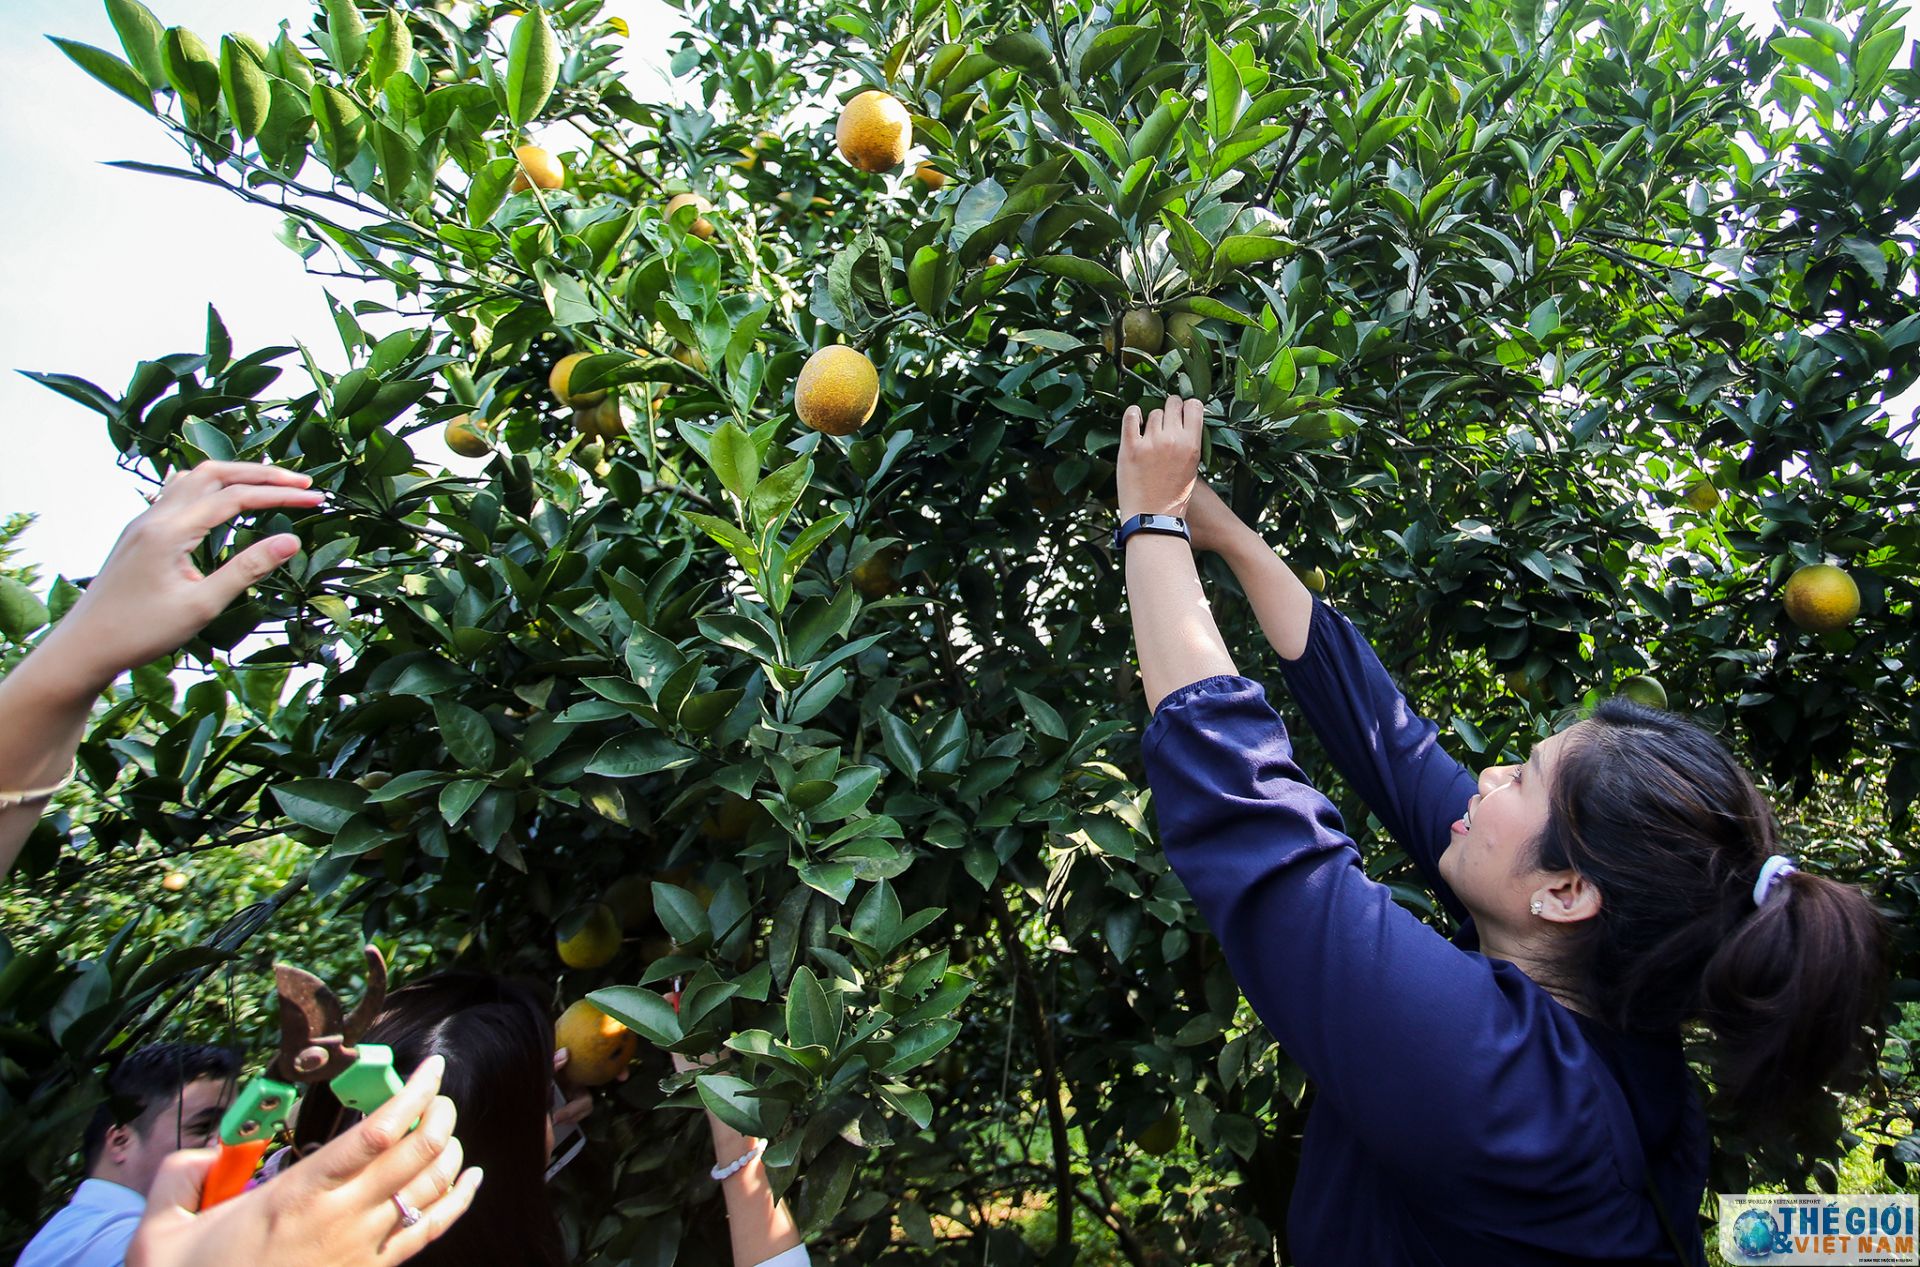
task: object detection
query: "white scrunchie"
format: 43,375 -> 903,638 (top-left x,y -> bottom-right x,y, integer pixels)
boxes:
1752,854 -> 1798,907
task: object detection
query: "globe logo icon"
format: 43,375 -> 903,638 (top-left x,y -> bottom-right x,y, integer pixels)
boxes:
1733,1209 -> 1779,1259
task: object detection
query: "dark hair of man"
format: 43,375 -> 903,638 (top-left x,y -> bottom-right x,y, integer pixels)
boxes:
82,1042 -> 241,1171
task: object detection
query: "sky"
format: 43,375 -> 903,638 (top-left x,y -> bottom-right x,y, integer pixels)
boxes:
0,1 -> 1909,584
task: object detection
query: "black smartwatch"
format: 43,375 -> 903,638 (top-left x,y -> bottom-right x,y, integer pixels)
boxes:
1113,513 -> 1191,551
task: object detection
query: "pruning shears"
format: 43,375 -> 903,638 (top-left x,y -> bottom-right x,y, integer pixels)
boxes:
201,946 -> 406,1207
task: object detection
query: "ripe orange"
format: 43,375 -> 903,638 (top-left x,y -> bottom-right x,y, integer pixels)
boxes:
511,144 -> 564,192
836,90 -> 911,172
1782,564 -> 1860,632
444,414 -> 491,458
549,351 -> 606,408
554,1000 -> 638,1087
913,160 -> 946,190
794,345 -> 880,435
664,192 -> 714,239
161,872 -> 189,892
556,903 -> 622,969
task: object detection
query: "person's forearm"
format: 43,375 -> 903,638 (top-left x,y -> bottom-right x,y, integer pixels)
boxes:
1125,536 -> 1239,712
705,1109 -> 802,1266
1214,524 -> 1316,662
0,631 -> 110,874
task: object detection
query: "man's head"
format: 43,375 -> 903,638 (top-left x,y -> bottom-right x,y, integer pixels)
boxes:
83,1043 -> 239,1195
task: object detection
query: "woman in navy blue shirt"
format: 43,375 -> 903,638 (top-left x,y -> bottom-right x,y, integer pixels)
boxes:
1115,394 -> 1891,1266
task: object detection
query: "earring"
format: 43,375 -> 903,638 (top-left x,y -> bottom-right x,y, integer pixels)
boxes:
1529,900 -> 1543,916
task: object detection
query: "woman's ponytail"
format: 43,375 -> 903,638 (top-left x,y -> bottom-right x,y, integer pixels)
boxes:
1696,868 -> 1891,1127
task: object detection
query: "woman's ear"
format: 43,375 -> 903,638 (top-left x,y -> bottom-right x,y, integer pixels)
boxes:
1533,872 -> 1603,923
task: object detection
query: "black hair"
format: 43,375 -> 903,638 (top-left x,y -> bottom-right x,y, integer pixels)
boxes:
83,1042 -> 240,1171
292,972 -> 564,1267
1531,698 -> 1891,1133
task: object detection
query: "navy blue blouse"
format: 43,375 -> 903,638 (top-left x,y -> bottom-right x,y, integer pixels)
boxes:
1140,597 -> 1710,1265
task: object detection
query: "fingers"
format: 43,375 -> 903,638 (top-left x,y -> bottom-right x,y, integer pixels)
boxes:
1182,396 -> 1204,430
310,1055 -> 446,1186
393,1132 -> 464,1217
1146,408 -> 1164,432
1120,404 -> 1141,449
155,462 -> 313,507
354,1094 -> 459,1204
199,534 -> 301,608
179,484 -> 326,534
381,1165 -> 483,1265
144,1146 -> 217,1218
551,1092 -> 593,1132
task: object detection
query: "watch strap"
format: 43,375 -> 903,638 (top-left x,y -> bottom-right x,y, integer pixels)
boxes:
1113,513 -> 1191,551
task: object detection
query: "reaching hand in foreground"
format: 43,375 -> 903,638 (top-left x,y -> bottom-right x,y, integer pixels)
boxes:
128,1055 -> 481,1267
1117,394 -> 1205,523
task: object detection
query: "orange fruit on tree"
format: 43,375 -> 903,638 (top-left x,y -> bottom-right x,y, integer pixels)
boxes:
556,902 -> 622,969
549,351 -> 606,408
794,345 -> 879,435
161,871 -> 189,893
1782,563 -> 1861,632
554,1000 -> 639,1087
574,397 -> 625,441
913,160 -> 946,190
510,144 -> 564,192
836,90 -> 911,172
444,413 -> 491,458
664,192 -> 714,239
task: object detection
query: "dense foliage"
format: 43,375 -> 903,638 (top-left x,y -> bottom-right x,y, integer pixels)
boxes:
6,0 -> 1917,1260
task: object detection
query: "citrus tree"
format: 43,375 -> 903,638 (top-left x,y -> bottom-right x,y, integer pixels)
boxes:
13,0 -> 1920,1260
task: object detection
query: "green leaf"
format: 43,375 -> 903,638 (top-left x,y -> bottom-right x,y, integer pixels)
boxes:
810,764 -> 884,822
750,456 -> 811,529
366,9 -> 412,87
1069,107 -> 1127,165
1014,689 -> 1067,740
795,860 -> 857,903
310,84 -> 367,170
881,1018 -> 960,1074
0,578 -> 52,639
219,36 -> 270,138
695,1074 -> 769,1136
106,0 -> 167,90
708,421 -> 759,504
1027,255 -> 1127,295
50,38 -> 153,113
272,779 -> 366,833
1204,38 -> 1243,140
588,985 -> 682,1046
506,6 -> 560,129
653,882 -> 709,945
785,965 -> 842,1051
432,699 -> 496,769
161,27 -> 219,117
1214,234 -> 1294,270
1353,114 -> 1417,168
321,0 -> 368,71
586,732 -> 698,777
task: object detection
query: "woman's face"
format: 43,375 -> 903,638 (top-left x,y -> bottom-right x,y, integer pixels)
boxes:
1438,723 -> 1592,930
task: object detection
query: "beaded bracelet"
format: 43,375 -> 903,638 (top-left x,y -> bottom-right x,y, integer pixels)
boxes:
711,1139 -> 766,1182
0,759 -> 77,810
